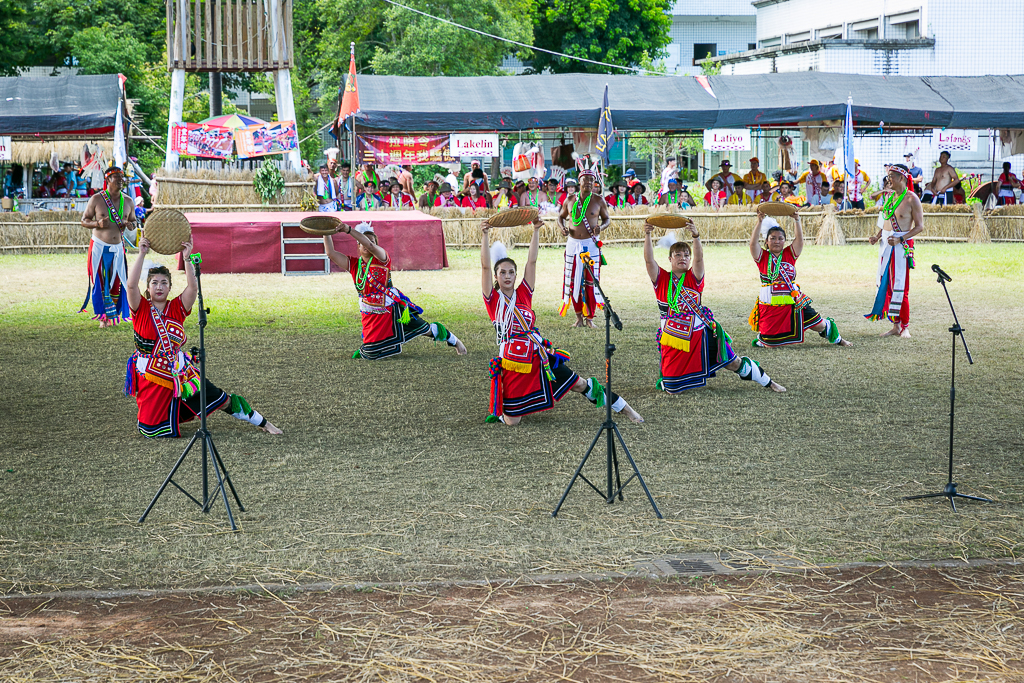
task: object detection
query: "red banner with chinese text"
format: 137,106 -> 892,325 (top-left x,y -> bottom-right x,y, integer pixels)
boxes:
357,134 -> 455,165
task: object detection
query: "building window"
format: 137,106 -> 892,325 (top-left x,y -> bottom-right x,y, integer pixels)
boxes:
748,43 -> 757,51
905,20 -> 919,38
693,43 -> 717,65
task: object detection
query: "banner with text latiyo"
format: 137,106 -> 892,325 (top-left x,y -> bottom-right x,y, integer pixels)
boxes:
703,129 -> 751,151
357,134 -> 455,165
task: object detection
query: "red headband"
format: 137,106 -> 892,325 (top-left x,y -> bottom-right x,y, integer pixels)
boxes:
892,166 -> 914,191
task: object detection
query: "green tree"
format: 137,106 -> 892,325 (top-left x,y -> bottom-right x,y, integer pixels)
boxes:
0,0 -> 32,75
530,0 -> 672,74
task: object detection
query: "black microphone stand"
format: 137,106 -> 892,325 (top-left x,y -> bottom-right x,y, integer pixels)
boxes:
903,264 -> 990,512
139,253 -> 245,531
553,254 -> 662,519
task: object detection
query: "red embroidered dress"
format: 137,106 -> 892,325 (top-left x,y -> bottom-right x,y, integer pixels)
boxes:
654,268 -> 736,392
752,246 -> 823,345
484,282 -> 577,417
348,255 -> 430,359
126,296 -> 229,437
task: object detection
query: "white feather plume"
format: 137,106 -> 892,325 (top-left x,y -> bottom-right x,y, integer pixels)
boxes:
760,217 -> 780,239
325,147 -> 340,161
656,231 -> 678,249
490,241 -> 508,265
355,221 -> 374,234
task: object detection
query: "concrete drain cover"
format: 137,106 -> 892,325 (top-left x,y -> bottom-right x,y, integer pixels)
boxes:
665,558 -> 717,574
634,552 -> 803,577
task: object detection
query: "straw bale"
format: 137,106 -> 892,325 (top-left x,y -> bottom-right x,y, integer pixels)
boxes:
815,204 -> 846,246
968,203 -> 992,243
153,167 -> 312,211
0,211 -> 89,252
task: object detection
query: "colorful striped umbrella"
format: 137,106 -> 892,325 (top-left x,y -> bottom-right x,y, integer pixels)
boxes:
199,113 -> 267,129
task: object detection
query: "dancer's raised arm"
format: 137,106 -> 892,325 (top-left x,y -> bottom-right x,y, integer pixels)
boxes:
480,221 -> 493,298
791,214 -> 804,258
642,222 -> 659,283
749,211 -> 766,261
126,237 -> 150,312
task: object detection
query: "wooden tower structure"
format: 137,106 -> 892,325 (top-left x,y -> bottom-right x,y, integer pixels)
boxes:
164,0 -> 301,171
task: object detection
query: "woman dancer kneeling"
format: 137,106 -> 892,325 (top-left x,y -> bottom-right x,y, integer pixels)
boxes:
324,223 -> 467,359
644,221 -> 785,393
124,238 -> 282,437
481,218 -> 643,425
748,212 -> 852,347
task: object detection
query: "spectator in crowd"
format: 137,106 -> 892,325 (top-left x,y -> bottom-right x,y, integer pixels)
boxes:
997,161 -> 1020,205
384,178 -> 414,209
623,168 -> 639,188
743,157 -> 767,203
493,180 -> 516,208
659,178 -> 688,208
796,159 -> 827,206
710,159 -> 738,198
418,179 -> 440,209
660,155 -> 679,193
434,182 -> 459,208
356,180 -> 383,210
703,177 -> 726,210
518,176 -> 548,209
728,179 -> 754,205
398,164 -> 417,201
904,153 -> 924,189
605,180 -> 631,209
558,178 -> 578,206
463,160 -> 489,193
461,181 -> 489,209
629,182 -> 649,205
777,180 -> 802,206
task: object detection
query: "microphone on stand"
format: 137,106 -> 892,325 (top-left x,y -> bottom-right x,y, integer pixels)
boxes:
932,264 -> 952,282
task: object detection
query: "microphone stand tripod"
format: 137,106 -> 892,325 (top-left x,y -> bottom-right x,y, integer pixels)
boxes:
903,265 -> 990,512
552,254 -> 662,519
139,253 -> 245,531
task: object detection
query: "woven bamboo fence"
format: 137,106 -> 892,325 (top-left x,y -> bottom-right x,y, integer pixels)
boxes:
3,202 -> 1023,254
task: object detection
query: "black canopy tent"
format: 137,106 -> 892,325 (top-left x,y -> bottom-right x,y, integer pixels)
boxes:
922,75 -> 1024,129
355,73 -> 719,132
706,73 -> 954,128
0,74 -> 124,137
352,72 -> 1024,133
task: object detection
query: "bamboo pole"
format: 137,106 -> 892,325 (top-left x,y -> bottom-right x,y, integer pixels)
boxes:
153,176 -> 312,187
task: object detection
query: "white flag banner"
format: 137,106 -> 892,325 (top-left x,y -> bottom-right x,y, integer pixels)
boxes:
932,129 -> 978,152
703,129 -> 750,151
450,133 -> 499,158
0,136 -> 11,161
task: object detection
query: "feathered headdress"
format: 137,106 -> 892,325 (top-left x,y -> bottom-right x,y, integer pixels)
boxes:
760,217 -> 781,239
354,221 -> 374,234
490,241 -> 509,265
572,152 -> 600,178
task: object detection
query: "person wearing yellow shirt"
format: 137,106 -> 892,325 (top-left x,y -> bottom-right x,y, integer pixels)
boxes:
796,159 -> 827,206
742,157 -> 767,203
709,160 -> 738,199
728,180 -> 755,205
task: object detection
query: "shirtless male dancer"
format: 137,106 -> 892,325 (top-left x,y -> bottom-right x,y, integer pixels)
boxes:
557,170 -> 610,327
924,151 -> 959,205
80,166 -> 138,327
866,164 -> 924,337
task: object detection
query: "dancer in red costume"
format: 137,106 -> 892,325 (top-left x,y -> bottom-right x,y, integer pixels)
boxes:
480,217 -> 643,425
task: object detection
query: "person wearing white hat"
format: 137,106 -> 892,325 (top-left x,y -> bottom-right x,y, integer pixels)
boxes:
323,222 -> 467,359
748,212 -> 852,347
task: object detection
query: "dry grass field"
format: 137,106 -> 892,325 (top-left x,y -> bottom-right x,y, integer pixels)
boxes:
1,242 -> 1022,595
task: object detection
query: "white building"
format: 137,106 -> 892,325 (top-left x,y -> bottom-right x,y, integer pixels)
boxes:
700,0 -> 1024,187
659,0 -> 756,74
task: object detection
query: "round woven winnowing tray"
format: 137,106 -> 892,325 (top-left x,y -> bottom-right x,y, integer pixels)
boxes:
299,215 -> 342,235
645,213 -> 693,229
758,201 -> 799,217
488,207 -> 539,228
144,209 -> 192,255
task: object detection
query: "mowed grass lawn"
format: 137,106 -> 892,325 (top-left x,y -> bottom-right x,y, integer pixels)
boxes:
1,241 -> 1022,593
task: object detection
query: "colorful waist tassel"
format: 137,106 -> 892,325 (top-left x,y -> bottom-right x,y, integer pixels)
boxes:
123,353 -> 138,397
748,302 -> 759,331
486,358 -> 503,422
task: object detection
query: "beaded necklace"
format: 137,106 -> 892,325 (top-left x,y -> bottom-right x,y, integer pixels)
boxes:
668,272 -> 685,314
525,190 -> 539,207
666,191 -> 679,205
882,187 -> 908,220
766,251 -> 786,283
569,193 -> 592,225
355,256 -> 374,293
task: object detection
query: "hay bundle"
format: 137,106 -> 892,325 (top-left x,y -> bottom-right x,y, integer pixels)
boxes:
968,203 -> 991,243
10,140 -> 114,165
153,167 -> 312,211
816,204 -> 846,245
0,211 -> 89,251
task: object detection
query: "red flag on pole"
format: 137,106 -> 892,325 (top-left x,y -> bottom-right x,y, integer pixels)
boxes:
339,43 -> 360,121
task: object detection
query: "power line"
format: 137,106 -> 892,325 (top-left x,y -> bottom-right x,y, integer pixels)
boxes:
382,0 -> 646,74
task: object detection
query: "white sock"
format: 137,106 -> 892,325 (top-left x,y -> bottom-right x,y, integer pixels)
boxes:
611,397 -> 626,412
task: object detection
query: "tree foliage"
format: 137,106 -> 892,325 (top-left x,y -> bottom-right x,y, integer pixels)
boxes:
530,0 -> 672,74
